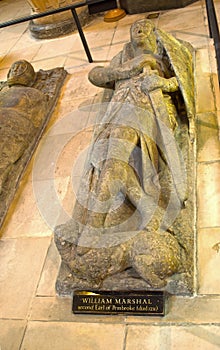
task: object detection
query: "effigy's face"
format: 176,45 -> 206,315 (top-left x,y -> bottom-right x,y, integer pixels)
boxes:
130,20 -> 157,53
7,60 -> 35,87
8,61 -> 27,78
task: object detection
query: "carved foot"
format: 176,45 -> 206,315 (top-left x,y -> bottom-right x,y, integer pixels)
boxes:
130,230 -> 182,288
54,219 -> 79,264
132,255 -> 167,288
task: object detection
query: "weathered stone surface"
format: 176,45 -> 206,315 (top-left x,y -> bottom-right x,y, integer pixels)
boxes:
55,20 -> 195,295
0,60 -> 67,229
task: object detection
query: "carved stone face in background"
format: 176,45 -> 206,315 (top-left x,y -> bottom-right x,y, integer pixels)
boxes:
7,60 -> 36,87
0,60 -> 67,228
130,20 -> 157,54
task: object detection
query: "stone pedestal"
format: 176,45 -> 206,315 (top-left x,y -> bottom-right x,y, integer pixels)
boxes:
119,0 -> 197,13
26,0 -> 89,39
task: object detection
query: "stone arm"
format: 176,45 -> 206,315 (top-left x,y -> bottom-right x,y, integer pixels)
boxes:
88,54 -> 157,89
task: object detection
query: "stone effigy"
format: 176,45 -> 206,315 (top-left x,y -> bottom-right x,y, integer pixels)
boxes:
0,60 -> 67,229
55,20 -> 195,295
119,0 -> 197,14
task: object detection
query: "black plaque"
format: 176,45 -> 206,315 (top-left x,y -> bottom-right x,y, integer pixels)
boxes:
73,290 -> 165,316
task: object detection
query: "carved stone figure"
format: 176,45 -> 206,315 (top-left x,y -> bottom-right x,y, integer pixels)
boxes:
55,20 -> 195,295
0,60 -> 67,229
0,60 -> 47,195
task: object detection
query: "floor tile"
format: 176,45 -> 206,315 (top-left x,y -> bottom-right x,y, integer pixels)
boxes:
21,321 -> 125,350
208,45 -> 220,110
111,27 -> 130,46
0,46 -> 42,70
171,26 -> 210,49
127,295 -> 220,324
51,95 -> 95,119
0,36 -> 20,55
64,50 -> 90,68
217,110 -> 220,137
195,49 -> 216,113
125,325 -> 220,350
0,26 -> 24,41
31,177 -> 73,230
126,325 -> 169,350
0,8 -> 23,22
11,31 -> 41,51
54,176 -> 77,223
87,44 -> 110,62
116,13 -> 150,28
30,296 -> 74,321
53,130 -> 93,177
0,237 -> 51,319
3,20 -> 28,34
0,320 -> 26,350
0,67 -> 8,80
30,296 -> 126,323
33,35 -> 77,61
197,161 -> 220,228
85,29 -> 115,49
33,124 -> 91,181
57,68 -> 98,99
198,227 -> 220,294
32,56 -> 66,71
158,7 -> 205,32
107,42 -> 125,61
197,112 -> 220,163
32,127 -> 93,228
171,325 -> 220,350
85,16 -> 117,33
36,240 -> 61,297
0,168 -> 52,238
216,1 -> 220,19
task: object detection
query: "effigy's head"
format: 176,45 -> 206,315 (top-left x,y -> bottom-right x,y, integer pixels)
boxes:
130,20 -> 157,53
7,60 -> 36,87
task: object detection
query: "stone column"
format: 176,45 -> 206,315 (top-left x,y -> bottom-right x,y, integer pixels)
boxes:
26,0 -> 89,39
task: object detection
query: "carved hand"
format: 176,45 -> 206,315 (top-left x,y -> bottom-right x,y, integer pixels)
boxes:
127,53 -> 157,73
104,54 -> 157,81
141,76 -> 179,93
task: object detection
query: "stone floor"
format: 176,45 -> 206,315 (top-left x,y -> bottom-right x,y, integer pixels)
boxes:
0,0 -> 220,349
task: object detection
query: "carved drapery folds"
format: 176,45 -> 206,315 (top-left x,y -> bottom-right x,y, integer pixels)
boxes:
55,20 -> 195,296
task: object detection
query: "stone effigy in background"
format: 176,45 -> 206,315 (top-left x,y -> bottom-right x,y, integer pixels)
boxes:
119,0 -> 197,13
55,20 -> 195,296
0,60 -> 67,229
